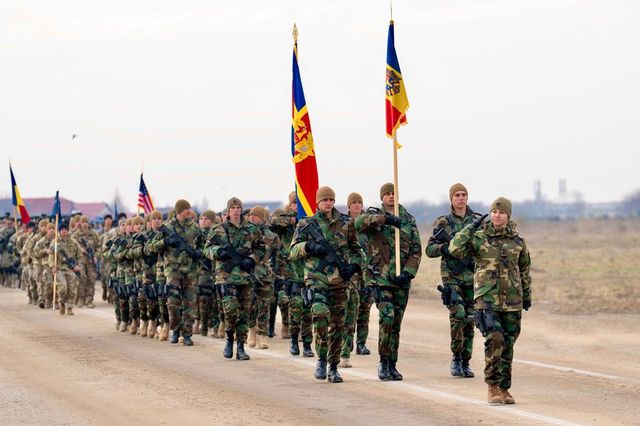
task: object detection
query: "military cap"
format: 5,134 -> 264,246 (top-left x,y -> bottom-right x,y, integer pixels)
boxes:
316,186 -> 336,204
249,205 -> 269,222
227,197 -> 243,210
201,210 -> 217,222
449,183 -> 468,201
79,215 -> 89,223
131,216 -> 145,226
174,199 -> 191,215
379,182 -> 394,199
347,192 -> 363,207
59,221 -> 69,231
491,197 -> 512,218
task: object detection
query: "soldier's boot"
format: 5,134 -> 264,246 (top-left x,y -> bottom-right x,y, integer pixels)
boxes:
327,363 -> 343,383
193,320 -> 200,335
38,299 -> 45,309
281,324 -> 290,339
170,330 -> 180,344
217,321 -> 226,339
59,302 -> 66,315
66,306 -> 74,316
461,359 -> 475,378
147,320 -> 156,339
140,320 -> 148,338
159,324 -> 169,341
488,384 -> 504,404
356,343 -> 371,355
86,301 -> 95,309
267,315 -> 276,338
378,357 -> 391,381
236,341 -> 250,361
302,342 -> 314,358
200,323 -> 208,337
314,358 -> 327,380
339,357 -> 352,368
183,334 -> 194,347
451,355 -> 464,377
102,287 -> 108,301
289,334 -> 300,356
388,361 -> 403,381
115,320 -> 121,331
223,331 -> 234,359
129,319 -> 138,335
77,299 -> 85,308
499,388 -> 515,404
119,321 -> 128,332
248,327 -> 257,348
258,334 -> 269,349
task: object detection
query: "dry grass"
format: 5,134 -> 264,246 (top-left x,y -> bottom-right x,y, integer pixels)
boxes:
413,218 -> 640,314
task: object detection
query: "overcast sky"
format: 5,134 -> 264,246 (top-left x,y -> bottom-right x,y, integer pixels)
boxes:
1,0 -> 638,211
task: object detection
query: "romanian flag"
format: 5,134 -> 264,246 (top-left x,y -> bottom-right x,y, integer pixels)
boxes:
385,20 -> 409,138
10,165 -> 30,224
291,28 -> 319,219
137,173 -> 154,214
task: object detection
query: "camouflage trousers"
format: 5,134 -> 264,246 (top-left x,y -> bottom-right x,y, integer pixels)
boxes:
356,287 -> 374,346
287,282 -> 312,344
55,270 -> 79,305
249,283 -> 274,335
270,280 -> 289,329
482,310 -> 521,390
42,268 -> 54,308
77,262 -> 97,305
21,265 -> 30,291
448,283 -> 475,360
33,264 -> 44,305
195,277 -> 216,334
110,277 -> 122,321
222,283 -> 252,342
167,272 -> 196,336
376,287 -> 409,363
125,275 -> 140,321
29,265 -> 39,304
157,276 -> 169,325
341,284 -> 360,358
138,279 -> 159,322
116,278 -> 130,323
311,285 -> 347,365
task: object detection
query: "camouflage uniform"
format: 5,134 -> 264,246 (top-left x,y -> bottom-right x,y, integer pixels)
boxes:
15,229 -> 31,290
290,207 -> 362,377
426,206 -> 482,373
248,223 -> 279,342
73,227 -> 101,307
0,225 -> 16,288
449,219 -> 531,391
33,232 -> 54,308
102,229 -> 122,328
145,231 -> 170,335
111,234 -> 133,330
49,234 -> 85,314
269,210 -> 297,337
127,229 -> 159,337
355,203 -> 422,378
24,230 -> 45,304
194,227 -> 216,336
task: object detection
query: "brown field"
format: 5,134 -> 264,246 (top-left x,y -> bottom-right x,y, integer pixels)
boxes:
414,218 -> 640,314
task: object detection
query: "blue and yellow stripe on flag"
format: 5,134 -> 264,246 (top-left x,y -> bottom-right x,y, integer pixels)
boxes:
385,20 -> 409,139
10,165 -> 30,224
291,35 -> 319,219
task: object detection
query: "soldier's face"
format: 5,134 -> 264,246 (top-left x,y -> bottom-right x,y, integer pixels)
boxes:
47,229 -> 55,238
382,192 -> 395,208
349,201 -> 363,216
318,198 -> 335,214
151,217 -> 163,230
60,228 -> 69,238
133,223 -> 143,233
125,224 -> 133,234
290,201 -> 298,214
452,191 -> 468,210
104,218 -> 113,228
81,222 -> 89,231
176,209 -> 191,222
39,223 -> 48,233
199,216 -> 213,228
228,206 -> 242,222
249,214 -> 264,225
490,209 -> 509,228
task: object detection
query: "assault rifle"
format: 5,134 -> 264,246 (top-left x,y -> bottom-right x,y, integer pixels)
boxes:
58,248 -> 81,278
208,233 -> 262,286
300,221 -> 351,280
159,225 -> 194,258
433,227 -> 474,274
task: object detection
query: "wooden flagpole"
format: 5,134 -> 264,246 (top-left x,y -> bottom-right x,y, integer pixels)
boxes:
52,213 -> 59,309
393,131 -> 401,276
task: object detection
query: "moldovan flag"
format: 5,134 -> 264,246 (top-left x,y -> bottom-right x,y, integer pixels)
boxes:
291,32 -> 319,219
385,20 -> 409,138
10,165 -> 30,224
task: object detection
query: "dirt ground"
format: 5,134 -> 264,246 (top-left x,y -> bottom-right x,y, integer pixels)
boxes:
1,285 -> 639,426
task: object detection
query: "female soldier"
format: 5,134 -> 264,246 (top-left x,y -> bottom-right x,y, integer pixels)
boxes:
449,197 -> 532,404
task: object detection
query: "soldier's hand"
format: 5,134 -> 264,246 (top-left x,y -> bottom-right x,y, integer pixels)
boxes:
305,240 -> 326,256
239,258 -> 255,273
73,265 -> 81,273
384,215 -> 402,228
471,214 -> 488,230
440,244 -> 449,256
165,234 -> 181,248
391,271 -> 411,286
523,300 -> 531,311
217,247 -> 232,261
339,263 -> 361,281
192,249 -> 203,260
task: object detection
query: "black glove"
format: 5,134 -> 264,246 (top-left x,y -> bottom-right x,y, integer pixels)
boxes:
339,263 -> 361,280
239,258 -> 256,273
523,300 -> 531,311
384,215 -> 402,228
440,244 -> 449,256
192,249 -> 203,260
165,233 -> 181,248
471,214 -> 488,230
305,240 -> 327,256
391,271 -> 412,287
105,240 -> 114,249
217,247 -> 232,261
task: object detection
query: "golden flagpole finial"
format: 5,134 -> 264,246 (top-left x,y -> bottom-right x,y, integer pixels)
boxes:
293,23 -> 298,42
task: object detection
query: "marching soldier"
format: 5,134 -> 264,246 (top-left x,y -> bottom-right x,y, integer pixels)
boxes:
425,183 -> 481,377
449,197 -> 532,404
32,223 -> 55,308
194,210 -> 218,337
73,216 -> 100,308
355,183 -> 422,381
290,186 -> 363,383
49,222 -> 84,315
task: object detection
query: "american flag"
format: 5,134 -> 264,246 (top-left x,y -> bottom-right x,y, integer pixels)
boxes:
137,173 -> 154,214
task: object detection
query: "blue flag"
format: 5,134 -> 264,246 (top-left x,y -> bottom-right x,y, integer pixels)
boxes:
52,190 -> 61,219
113,199 -> 119,226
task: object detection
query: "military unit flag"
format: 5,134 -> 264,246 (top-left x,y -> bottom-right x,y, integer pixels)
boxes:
10,165 -> 30,224
137,173 -> 154,214
385,20 -> 409,138
291,27 -> 319,219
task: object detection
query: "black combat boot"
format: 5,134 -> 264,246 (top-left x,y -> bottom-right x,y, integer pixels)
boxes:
327,363 -> 343,383
183,334 -> 193,346
314,358 -> 327,380
388,360 -> 403,381
302,341 -> 314,357
223,331 -> 234,359
236,341 -> 250,360
356,343 -> 371,355
378,357 -> 391,381
290,334 -> 300,355
451,355 -> 464,377
461,359 -> 475,378
170,330 -> 180,344
200,322 -> 208,337
268,305 -> 276,338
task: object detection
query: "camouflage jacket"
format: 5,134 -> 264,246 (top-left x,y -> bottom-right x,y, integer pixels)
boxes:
270,210 -> 303,283
25,231 -> 46,266
203,219 -> 265,286
354,204 -> 422,288
194,227 -> 214,284
349,216 -> 369,290
255,223 -> 281,286
127,230 -> 157,282
15,231 -> 31,265
449,220 -> 532,312
48,236 -> 85,271
33,235 -> 54,268
111,234 -> 134,279
143,229 -> 166,283
72,229 -> 101,266
145,217 -> 200,277
101,229 -> 120,279
290,208 -> 363,290
425,206 -> 482,286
